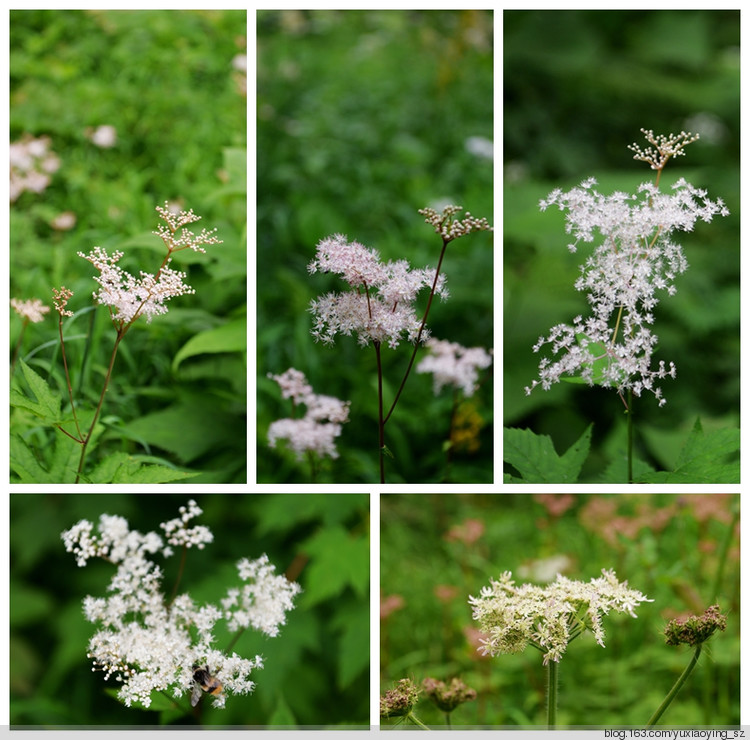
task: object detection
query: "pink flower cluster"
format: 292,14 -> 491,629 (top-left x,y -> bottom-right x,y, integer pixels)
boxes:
308,234 -> 447,349
416,338 -> 492,396
10,134 -> 60,202
267,368 -> 350,460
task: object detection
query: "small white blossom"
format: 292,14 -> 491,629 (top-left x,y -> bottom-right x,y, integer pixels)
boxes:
61,502 -> 300,710
469,569 -> 653,665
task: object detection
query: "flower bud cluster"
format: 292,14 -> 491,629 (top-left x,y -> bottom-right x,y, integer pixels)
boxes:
664,604 -> 727,647
380,678 -> 421,718
627,128 -> 700,171
422,677 -> 477,713
267,368 -> 350,460
469,569 -> 652,665
61,501 -> 300,709
154,201 -> 223,255
418,205 -> 493,242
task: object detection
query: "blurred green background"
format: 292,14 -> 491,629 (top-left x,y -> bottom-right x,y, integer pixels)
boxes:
504,10 -> 739,480
257,10 -> 494,483
10,10 -> 247,483
380,493 -> 739,728
10,493 -> 369,727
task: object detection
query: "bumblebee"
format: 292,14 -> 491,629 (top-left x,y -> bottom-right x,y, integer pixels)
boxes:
191,664 -> 223,707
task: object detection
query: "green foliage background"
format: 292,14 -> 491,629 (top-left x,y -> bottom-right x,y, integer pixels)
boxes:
10,10 -> 247,483
10,493 -> 369,727
257,10 -> 494,484
380,493 -> 739,728
504,10 -> 739,481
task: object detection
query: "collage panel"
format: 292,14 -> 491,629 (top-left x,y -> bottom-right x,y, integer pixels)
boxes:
257,9 -> 493,485
380,493 -> 739,729
9,493 -> 370,728
503,9 -> 739,484
9,9 -> 248,485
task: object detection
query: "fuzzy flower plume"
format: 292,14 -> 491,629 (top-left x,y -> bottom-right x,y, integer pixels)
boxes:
308,233 -> 447,350
61,500 -> 300,709
267,368 -> 350,460
526,130 -> 728,407
416,338 -> 492,396
469,569 -> 652,665
78,203 -> 220,326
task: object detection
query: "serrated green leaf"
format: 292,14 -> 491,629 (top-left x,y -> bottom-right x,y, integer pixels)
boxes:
10,432 -> 81,484
172,318 -> 247,371
637,418 -> 740,483
503,424 -> 592,483
302,526 -> 369,606
10,360 -> 61,422
333,605 -> 369,690
85,452 -> 197,484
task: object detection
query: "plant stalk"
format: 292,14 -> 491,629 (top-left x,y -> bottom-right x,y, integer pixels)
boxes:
646,644 -> 702,726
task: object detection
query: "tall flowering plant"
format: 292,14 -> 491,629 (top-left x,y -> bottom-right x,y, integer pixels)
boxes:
514,130 -> 730,483
11,203 -> 221,484
61,500 -> 301,714
298,205 -> 492,483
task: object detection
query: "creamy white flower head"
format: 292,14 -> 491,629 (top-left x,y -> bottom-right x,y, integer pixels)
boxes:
159,499 -> 213,550
469,569 -> 653,665
61,502 -> 300,709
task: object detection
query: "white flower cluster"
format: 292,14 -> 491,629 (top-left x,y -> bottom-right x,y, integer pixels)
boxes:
469,569 -> 653,665
416,338 -> 492,396
61,501 -> 300,710
526,132 -> 729,406
159,499 -> 213,552
267,368 -> 350,460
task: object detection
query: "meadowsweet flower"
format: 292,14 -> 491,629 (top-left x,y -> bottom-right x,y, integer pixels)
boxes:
469,569 -> 652,665
79,246 -> 196,324
267,368 -> 350,460
11,297 -> 50,323
153,201 -> 222,255
86,124 -> 118,148
526,131 -> 729,406
308,234 -> 447,349
61,502 -> 300,710
416,338 -> 492,396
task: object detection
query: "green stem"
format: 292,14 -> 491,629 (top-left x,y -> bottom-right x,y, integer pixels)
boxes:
407,711 -> 431,730
646,644 -> 702,726
626,388 -> 634,484
547,659 -> 559,729
375,341 -> 386,484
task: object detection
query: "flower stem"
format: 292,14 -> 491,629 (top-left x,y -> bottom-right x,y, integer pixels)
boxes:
646,644 -> 702,726
374,341 -> 386,483
627,388 -> 634,483
407,711 -> 431,730
547,659 -> 559,729
75,331 -> 124,483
